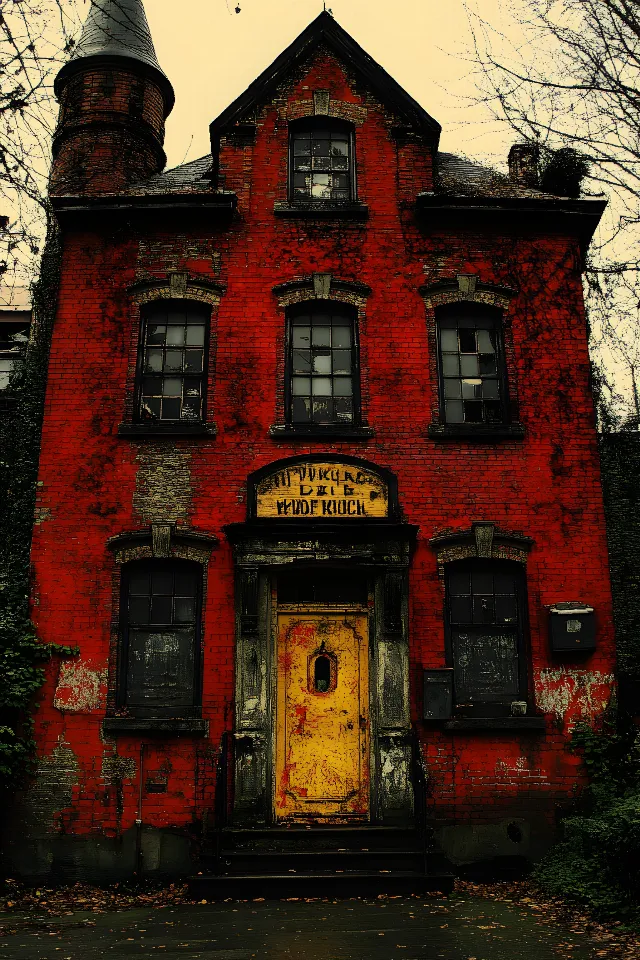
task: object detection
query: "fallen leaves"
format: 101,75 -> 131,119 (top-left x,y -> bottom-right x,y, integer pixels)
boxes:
1,878 -> 191,920
456,880 -> 640,960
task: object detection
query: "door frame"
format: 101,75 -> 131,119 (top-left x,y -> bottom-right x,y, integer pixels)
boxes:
226,527 -> 416,827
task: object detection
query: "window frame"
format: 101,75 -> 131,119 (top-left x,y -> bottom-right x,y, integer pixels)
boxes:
288,117 -> 357,205
436,303 -> 510,428
444,559 -> 529,717
133,299 -> 211,426
0,318 -> 30,391
117,559 -> 204,718
284,300 -> 362,430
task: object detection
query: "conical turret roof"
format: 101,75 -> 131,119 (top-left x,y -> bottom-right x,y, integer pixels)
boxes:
55,0 -> 174,114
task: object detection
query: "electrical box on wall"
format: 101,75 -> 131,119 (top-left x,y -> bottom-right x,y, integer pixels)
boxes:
423,669 -> 453,720
549,603 -> 596,652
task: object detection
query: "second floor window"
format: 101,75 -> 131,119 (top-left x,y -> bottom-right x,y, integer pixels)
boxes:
437,305 -> 508,425
287,304 -> 359,426
138,302 -> 209,422
290,120 -> 354,202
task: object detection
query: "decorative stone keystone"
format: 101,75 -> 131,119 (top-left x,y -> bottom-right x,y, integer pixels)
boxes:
169,272 -> 188,298
473,522 -> 495,558
313,90 -> 330,115
151,522 -> 173,557
313,273 -> 332,298
457,274 -> 477,298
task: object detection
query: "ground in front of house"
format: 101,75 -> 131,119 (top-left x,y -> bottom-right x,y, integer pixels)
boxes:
1,882 -> 638,960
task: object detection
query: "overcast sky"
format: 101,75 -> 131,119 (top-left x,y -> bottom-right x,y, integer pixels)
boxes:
138,0 -> 522,171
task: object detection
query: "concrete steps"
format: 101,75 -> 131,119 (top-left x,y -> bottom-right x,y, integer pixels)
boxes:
189,825 -> 455,899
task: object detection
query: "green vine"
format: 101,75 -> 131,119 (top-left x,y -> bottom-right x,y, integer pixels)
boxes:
534,714 -> 640,925
0,211 -> 76,791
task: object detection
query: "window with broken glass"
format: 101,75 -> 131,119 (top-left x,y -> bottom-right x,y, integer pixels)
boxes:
290,120 -> 354,202
445,561 -> 527,715
0,320 -> 30,389
137,303 -> 209,422
119,561 -> 202,715
287,305 -> 359,426
437,306 -> 507,425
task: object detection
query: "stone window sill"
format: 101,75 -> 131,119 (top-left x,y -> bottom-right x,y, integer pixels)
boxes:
443,717 -> 545,731
428,422 -> 525,442
102,717 -> 208,736
118,422 -> 217,438
270,424 -> 374,441
273,201 -> 369,220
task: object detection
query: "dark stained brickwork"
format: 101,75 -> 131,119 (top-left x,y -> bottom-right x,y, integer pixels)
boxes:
50,67 -> 168,194
599,433 -> 640,682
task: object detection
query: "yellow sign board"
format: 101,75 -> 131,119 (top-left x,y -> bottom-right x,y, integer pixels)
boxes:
256,461 -> 388,519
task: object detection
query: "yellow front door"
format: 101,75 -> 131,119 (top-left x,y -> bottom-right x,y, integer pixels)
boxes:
275,611 -> 369,820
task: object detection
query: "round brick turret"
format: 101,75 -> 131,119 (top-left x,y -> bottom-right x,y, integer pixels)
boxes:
50,0 -> 174,195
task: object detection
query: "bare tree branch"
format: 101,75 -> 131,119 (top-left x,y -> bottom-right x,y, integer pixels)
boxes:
467,0 -> 640,426
0,0 -> 83,288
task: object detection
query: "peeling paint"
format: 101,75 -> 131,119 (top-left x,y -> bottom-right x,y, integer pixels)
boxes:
534,667 -> 615,722
33,506 -> 53,524
101,756 -> 136,782
380,739 -> 411,810
276,613 -> 369,818
54,660 -> 108,713
495,756 -> 548,782
19,737 -> 80,838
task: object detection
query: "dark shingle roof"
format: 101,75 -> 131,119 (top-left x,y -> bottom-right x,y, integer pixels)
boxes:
437,153 -> 556,199
125,156 -> 214,195
120,151 -> 556,200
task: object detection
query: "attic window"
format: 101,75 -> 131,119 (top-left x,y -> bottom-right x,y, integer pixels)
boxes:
290,118 -> 354,203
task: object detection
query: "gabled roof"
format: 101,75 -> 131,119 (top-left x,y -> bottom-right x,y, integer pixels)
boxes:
209,11 -> 441,147
54,0 -> 174,114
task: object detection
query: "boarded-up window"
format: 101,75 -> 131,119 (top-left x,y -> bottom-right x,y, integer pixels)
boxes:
446,562 -> 525,710
121,561 -> 201,714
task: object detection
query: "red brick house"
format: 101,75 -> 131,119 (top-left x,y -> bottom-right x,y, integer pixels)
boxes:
6,0 -> 616,887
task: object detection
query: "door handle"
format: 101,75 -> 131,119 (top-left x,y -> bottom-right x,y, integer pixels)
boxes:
359,715 -> 367,730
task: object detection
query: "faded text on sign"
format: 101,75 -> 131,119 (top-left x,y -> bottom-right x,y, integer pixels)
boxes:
256,461 -> 388,519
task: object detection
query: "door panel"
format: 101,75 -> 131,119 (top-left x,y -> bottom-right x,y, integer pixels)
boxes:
275,611 -> 369,820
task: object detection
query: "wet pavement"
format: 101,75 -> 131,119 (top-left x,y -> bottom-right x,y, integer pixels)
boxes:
0,893 -> 602,959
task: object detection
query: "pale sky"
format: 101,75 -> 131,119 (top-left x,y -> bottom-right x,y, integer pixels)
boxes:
139,0 -> 521,171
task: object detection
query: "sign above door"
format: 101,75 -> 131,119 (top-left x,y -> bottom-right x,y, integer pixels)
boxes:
255,460 -> 389,519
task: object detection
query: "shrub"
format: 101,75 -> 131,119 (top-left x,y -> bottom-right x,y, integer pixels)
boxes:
534,715 -> 640,924
540,147 -> 590,198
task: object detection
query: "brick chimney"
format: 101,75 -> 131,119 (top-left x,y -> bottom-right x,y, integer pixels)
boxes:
508,143 -> 540,189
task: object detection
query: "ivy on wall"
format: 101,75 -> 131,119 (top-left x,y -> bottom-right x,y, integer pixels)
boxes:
0,213 -> 76,791
599,433 -> 640,680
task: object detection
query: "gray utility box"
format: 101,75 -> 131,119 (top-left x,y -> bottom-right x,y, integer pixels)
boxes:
423,668 -> 453,720
549,603 -> 596,653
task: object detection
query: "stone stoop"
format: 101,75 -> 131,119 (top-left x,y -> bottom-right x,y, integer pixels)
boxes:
188,825 -> 455,899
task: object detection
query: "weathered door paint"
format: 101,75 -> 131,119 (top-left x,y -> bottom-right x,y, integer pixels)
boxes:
275,611 -> 369,820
